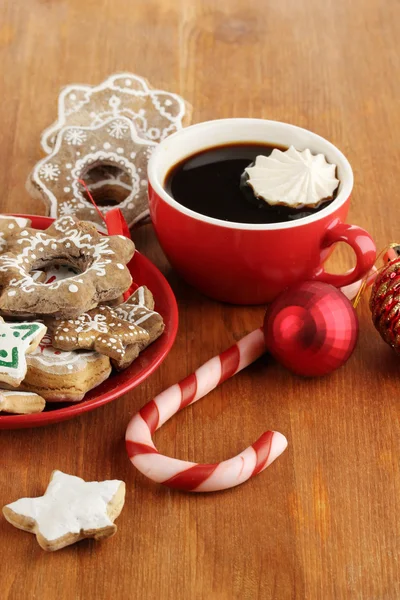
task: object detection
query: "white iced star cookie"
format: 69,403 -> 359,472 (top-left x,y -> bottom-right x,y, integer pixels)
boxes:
3,470 -> 126,552
0,319 -> 47,387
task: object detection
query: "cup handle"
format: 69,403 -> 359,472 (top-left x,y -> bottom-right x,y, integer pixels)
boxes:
313,222 -> 376,288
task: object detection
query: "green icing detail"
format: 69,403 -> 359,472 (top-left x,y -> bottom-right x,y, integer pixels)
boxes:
13,331 -> 20,338
0,346 -> 19,370
0,350 -> 7,358
10,324 -> 40,341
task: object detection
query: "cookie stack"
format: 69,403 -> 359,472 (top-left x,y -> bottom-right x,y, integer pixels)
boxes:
0,215 -> 164,415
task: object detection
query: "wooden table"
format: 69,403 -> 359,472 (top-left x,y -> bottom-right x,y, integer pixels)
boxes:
1,0 -> 399,598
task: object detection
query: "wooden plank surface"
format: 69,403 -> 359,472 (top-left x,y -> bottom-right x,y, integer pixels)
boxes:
0,0 -> 399,598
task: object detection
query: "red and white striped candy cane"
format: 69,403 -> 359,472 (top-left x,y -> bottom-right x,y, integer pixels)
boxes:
125,277 -> 369,493
126,328 -> 288,492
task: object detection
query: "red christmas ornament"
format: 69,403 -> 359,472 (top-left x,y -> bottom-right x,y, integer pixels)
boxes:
370,256 -> 400,350
263,281 -> 359,377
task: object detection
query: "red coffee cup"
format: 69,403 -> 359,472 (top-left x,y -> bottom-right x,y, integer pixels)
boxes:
148,119 -> 376,304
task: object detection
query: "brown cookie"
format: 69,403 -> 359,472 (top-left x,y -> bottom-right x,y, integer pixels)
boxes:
29,117 -> 157,232
0,390 -> 46,414
0,216 -> 32,252
40,73 -> 192,152
113,285 -> 165,350
0,216 -> 134,318
50,305 -> 150,369
18,333 -> 111,403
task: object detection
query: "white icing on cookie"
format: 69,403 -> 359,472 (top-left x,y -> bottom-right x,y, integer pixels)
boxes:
0,216 -> 31,228
0,217 -> 120,297
28,334 -> 101,375
0,391 -> 40,396
40,73 -> 189,153
32,118 -> 156,229
114,288 -> 158,326
4,470 -> 123,542
0,322 -> 47,382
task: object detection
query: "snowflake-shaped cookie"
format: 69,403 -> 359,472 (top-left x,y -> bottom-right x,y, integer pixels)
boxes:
50,305 -> 150,369
3,470 -> 125,551
0,216 -> 135,319
28,116 -> 157,231
40,72 -> 192,152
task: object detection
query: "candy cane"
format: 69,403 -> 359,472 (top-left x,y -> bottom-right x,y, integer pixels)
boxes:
126,277 -> 370,493
126,328 -> 287,492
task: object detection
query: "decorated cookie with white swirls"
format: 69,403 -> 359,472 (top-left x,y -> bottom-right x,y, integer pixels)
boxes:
0,216 -> 31,252
3,470 -> 125,551
18,333 -> 112,402
28,117 -> 157,231
40,72 -> 192,152
0,216 -> 134,319
111,285 -> 165,370
49,305 -> 150,369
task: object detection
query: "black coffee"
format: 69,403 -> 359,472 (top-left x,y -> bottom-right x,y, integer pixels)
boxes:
165,143 -> 336,224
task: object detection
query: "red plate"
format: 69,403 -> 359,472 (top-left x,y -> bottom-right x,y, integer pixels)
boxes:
0,215 -> 178,429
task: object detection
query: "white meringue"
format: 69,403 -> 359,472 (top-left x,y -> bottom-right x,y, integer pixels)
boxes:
245,146 -> 339,208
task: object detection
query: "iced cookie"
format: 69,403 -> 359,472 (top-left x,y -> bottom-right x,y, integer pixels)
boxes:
40,72 -> 192,153
50,305 -> 150,370
114,286 -> 165,349
0,391 -> 45,414
0,216 -> 134,318
110,286 -> 164,370
19,335 -> 111,402
0,319 -> 47,387
28,117 -> 157,231
19,333 -> 111,402
3,470 -> 125,552
0,216 -> 31,252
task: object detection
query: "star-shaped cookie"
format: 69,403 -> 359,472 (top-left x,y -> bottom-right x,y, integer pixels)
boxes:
114,285 -> 164,346
50,305 -> 149,368
3,470 -> 125,551
0,319 -> 47,386
111,285 -> 165,370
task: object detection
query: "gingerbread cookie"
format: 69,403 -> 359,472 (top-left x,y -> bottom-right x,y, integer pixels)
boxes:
41,72 -> 192,152
19,333 -> 111,402
28,117 -> 157,231
0,216 -> 134,318
3,470 -> 125,552
114,285 -> 165,349
50,305 -> 149,369
0,391 -> 45,414
0,319 -> 46,387
109,286 -> 164,370
0,216 -> 31,252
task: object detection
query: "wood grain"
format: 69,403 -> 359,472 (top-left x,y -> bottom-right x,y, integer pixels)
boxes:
0,0 -> 399,598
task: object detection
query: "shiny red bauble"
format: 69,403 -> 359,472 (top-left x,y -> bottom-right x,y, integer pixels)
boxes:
263,281 -> 358,377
